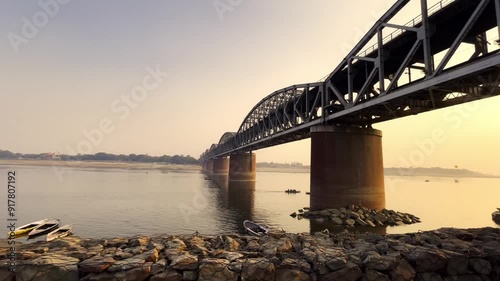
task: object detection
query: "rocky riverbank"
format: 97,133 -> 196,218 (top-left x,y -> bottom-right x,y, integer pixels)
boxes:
1,227 -> 500,281
291,205 -> 421,227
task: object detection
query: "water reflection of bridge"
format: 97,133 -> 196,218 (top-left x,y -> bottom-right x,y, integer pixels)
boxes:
209,174 -> 388,235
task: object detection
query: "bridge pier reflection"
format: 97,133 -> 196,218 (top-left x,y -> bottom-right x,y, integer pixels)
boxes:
211,174 -> 256,232
310,126 -> 386,211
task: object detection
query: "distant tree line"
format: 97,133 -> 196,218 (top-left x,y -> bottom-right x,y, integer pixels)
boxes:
257,162 -> 309,168
0,150 -> 200,165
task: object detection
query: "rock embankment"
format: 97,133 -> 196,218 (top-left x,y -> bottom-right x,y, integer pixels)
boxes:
291,205 -> 420,227
1,227 -> 499,281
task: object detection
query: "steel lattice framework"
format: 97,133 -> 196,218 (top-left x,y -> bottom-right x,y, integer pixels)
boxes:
201,0 -> 500,161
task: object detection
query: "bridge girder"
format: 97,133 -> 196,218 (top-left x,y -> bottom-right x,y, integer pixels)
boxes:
201,0 -> 500,161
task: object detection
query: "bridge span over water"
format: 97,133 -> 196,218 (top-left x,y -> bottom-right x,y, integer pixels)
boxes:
200,0 -> 500,210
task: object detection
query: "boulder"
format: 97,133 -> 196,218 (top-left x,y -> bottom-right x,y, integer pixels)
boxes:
151,259 -> 167,275
224,236 -> 240,252
198,258 -> 238,281
166,238 -> 187,253
17,254 -> 80,281
345,219 -> 356,226
107,238 -> 129,248
245,240 -> 260,252
81,238 -> 107,248
275,268 -> 311,281
468,258 -> 491,275
280,258 -> 311,273
182,270 -> 198,281
315,247 -> 348,271
276,238 -> 293,253
113,262 -> 152,281
362,253 -> 397,271
365,269 -> 390,281
446,257 -> 468,276
140,248 -> 159,263
405,248 -> 447,272
215,251 -> 244,262
150,269 -> 182,281
241,258 -> 275,281
114,249 -> 134,260
107,257 -> 145,272
170,253 -> 198,270
318,262 -> 361,281
78,256 -> 116,273
390,260 -> 416,281
331,217 -> 344,225
129,236 -> 151,247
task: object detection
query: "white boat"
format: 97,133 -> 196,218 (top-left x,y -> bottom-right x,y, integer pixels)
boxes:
243,220 -> 268,236
28,219 -> 60,238
47,224 -> 74,242
10,218 -> 48,236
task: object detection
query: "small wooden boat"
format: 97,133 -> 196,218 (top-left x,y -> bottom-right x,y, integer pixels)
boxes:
47,224 -> 74,242
10,218 -> 48,236
28,219 -> 60,238
243,220 -> 268,236
285,189 -> 301,194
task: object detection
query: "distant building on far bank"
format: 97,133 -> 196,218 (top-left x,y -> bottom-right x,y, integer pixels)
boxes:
40,152 -> 61,160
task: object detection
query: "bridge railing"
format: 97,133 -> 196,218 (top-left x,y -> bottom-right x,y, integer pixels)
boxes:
358,0 -> 456,58
317,0 -> 456,83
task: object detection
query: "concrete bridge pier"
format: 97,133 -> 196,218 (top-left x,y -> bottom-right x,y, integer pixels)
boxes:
206,160 -> 214,176
201,161 -> 207,173
310,125 -> 385,211
229,152 -> 256,182
213,157 -> 229,176
212,157 -> 230,186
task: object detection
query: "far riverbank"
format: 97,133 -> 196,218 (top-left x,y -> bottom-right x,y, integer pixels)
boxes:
0,159 -> 201,172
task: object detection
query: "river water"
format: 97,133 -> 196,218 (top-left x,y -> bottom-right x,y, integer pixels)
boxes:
1,165 -> 499,240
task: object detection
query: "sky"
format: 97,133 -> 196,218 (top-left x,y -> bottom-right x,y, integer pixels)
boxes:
1,0 -> 500,175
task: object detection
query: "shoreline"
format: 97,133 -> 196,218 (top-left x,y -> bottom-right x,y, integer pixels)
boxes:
1,226 -> 499,280
0,159 -> 202,172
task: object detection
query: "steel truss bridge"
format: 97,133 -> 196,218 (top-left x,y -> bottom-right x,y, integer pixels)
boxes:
201,0 -> 500,161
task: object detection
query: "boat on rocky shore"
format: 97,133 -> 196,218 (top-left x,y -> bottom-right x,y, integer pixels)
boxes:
10,218 -> 48,237
28,219 -> 60,238
243,220 -> 268,236
47,224 -> 74,242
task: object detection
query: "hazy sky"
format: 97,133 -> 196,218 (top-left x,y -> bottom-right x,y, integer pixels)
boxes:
1,0 -> 500,175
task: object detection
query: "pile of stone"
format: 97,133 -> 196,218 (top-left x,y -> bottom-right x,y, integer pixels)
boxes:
291,205 -> 421,227
1,227 -> 499,281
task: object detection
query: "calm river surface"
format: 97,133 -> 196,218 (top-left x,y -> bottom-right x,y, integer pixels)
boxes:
1,165 -> 499,240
